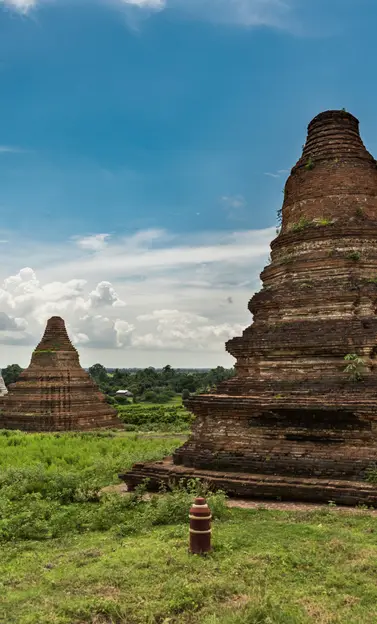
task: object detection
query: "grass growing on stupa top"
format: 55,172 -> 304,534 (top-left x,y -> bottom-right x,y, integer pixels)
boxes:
2,431 -> 377,623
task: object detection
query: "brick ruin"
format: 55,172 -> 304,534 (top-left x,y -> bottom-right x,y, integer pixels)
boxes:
0,316 -> 121,431
121,110 -> 377,505
0,372 -> 7,397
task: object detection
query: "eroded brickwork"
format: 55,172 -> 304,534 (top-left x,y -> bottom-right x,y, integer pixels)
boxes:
121,111 -> 377,505
0,316 -> 121,431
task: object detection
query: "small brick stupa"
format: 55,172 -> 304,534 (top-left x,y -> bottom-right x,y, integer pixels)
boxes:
0,316 -> 121,431
122,110 -> 377,505
0,372 -> 7,397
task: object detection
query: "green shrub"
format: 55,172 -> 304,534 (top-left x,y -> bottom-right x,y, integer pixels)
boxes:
291,217 -> 311,232
117,404 -> 194,432
304,156 -> 314,171
346,250 -> 361,261
343,353 -> 366,382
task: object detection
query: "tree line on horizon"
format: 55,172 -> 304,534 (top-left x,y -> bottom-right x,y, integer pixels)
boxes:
1,363 -> 235,405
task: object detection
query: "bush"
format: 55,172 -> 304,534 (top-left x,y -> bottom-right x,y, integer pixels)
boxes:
0,431 -> 230,543
0,474 -> 228,542
117,404 -> 195,431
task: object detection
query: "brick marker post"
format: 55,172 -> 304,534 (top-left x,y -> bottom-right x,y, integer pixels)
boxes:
189,496 -> 212,555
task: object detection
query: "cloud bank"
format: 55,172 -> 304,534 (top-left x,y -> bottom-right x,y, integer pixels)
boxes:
0,226 -> 273,367
1,0 -> 295,29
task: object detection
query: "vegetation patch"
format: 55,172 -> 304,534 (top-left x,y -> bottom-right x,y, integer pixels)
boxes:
346,250 -> 361,261
304,156 -> 314,171
33,349 -> 57,355
117,402 -> 194,432
315,217 -> 334,226
2,432 -> 377,622
2,495 -> 377,622
291,217 -> 311,232
343,353 -> 366,382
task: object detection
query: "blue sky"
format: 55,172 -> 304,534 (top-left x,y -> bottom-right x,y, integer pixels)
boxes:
0,0 -> 376,367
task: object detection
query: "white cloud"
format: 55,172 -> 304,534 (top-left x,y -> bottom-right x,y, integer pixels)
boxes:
0,225 -> 273,366
72,314 -> 134,348
121,0 -> 165,6
1,0 -> 37,13
73,233 -> 110,251
0,312 -> 27,332
1,0 -> 295,29
0,145 -> 25,153
264,169 -> 290,178
134,309 -> 243,350
221,195 -> 246,209
84,281 -> 126,309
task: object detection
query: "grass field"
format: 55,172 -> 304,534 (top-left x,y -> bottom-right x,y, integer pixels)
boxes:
2,430 -> 377,623
117,399 -> 194,432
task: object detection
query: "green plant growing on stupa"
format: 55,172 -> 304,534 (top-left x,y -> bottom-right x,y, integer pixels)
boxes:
305,156 -> 314,171
346,250 -> 361,261
316,217 -> 333,226
33,349 -> 56,355
291,217 -> 311,232
356,206 -> 365,218
343,353 -> 366,382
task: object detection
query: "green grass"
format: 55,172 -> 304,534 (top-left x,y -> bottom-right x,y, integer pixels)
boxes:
0,429 -> 182,482
3,506 -> 377,623
2,431 -> 377,623
117,401 -> 194,432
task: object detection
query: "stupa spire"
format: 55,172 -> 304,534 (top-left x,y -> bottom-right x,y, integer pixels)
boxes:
281,109 -> 377,234
35,316 -> 76,352
297,110 -> 374,166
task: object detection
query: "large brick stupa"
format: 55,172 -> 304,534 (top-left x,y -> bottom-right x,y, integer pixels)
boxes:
0,316 -> 121,431
122,110 -> 377,505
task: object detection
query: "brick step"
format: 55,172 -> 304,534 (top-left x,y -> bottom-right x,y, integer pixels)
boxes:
119,459 -> 377,507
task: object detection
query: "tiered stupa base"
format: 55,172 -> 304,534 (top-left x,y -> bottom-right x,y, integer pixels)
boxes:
121,459 -> 377,506
120,394 -> 377,506
0,411 -> 122,432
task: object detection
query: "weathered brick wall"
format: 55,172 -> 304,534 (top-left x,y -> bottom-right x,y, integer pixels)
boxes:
177,396 -> 377,480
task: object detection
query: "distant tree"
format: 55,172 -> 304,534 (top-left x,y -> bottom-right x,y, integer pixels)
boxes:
2,364 -> 23,387
89,363 -> 108,383
162,365 -> 174,379
182,389 -> 190,400
143,390 -> 159,403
